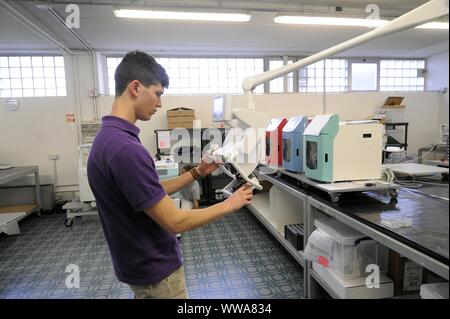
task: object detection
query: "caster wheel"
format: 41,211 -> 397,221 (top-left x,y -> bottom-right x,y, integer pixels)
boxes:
331,194 -> 340,203
65,218 -> 73,227
388,189 -> 398,199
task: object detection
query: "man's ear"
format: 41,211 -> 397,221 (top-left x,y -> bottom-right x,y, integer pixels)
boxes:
128,80 -> 140,97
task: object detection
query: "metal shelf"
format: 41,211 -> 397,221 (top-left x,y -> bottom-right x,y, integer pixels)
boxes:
247,193 -> 305,267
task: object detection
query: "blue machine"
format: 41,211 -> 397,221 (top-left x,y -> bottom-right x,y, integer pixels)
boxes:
282,116 -> 308,173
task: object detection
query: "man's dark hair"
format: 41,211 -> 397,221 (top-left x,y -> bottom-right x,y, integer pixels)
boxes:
114,50 -> 169,97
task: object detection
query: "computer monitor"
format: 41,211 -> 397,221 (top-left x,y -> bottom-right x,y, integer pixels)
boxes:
212,94 -> 232,122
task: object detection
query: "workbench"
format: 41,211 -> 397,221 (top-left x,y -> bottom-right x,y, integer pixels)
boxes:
0,166 -> 42,235
248,168 -> 448,298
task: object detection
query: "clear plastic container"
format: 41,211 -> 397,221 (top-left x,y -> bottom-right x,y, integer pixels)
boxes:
314,218 -> 379,279
420,283 -> 449,299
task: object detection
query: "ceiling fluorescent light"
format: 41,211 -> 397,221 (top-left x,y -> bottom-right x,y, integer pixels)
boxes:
274,16 -> 387,27
415,22 -> 449,29
114,9 -> 251,22
274,15 -> 448,30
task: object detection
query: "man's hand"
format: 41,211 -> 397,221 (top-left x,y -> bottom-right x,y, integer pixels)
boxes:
222,183 -> 253,213
196,152 -> 220,177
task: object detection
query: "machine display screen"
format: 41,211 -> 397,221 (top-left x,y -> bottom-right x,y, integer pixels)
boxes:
266,136 -> 271,156
306,141 -> 318,170
283,138 -> 291,162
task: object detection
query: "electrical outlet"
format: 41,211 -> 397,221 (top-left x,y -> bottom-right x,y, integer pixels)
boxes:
48,154 -> 59,160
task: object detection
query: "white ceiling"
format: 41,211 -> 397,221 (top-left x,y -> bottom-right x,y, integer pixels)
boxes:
0,0 -> 448,57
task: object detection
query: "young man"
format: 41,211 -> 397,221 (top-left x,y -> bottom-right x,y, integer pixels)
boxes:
87,51 -> 253,299
179,164 -> 201,209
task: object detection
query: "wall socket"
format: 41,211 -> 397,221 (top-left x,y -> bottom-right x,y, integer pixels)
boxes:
48,154 -> 59,160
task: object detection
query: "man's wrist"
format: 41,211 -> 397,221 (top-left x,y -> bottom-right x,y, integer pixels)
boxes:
195,166 -> 206,178
190,167 -> 202,180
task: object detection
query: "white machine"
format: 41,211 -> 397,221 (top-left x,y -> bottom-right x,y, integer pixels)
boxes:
64,144 -> 97,227
209,0 -> 448,195
304,115 -> 384,183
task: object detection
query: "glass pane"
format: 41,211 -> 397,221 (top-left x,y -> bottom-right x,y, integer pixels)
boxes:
22,78 -> 33,88
9,57 -> 20,67
45,88 -> 57,96
22,67 -> 32,78
35,88 -> 45,96
23,89 -> 34,97
0,68 -> 10,78
11,78 -> 22,89
20,56 -> 32,67
55,67 -> 65,78
351,63 -> 377,91
11,89 -> 22,97
45,77 -> 56,88
0,57 -> 8,67
44,67 -> 55,77
0,79 -> 11,89
57,88 -> 67,96
56,79 -> 66,88
32,57 -> 43,67
54,56 -> 64,67
34,78 -> 45,89
43,56 -> 54,67
0,89 -> 12,97
10,68 -> 21,78
38,67 -> 53,78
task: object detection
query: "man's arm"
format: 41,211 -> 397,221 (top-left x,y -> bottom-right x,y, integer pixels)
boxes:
145,184 -> 253,234
160,170 -> 196,195
160,155 -> 219,195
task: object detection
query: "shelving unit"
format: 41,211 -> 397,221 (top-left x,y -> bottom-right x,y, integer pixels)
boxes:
246,168 -> 449,299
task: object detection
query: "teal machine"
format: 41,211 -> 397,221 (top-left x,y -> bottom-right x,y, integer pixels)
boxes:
304,114 -> 383,183
303,114 -> 339,182
282,116 -> 308,173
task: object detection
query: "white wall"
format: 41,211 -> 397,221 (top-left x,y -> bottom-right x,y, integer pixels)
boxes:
0,54 -> 88,191
0,53 -> 444,193
99,91 -> 441,160
427,51 -> 449,125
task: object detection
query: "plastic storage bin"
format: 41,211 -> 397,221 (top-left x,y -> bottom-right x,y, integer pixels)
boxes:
314,218 -> 379,279
420,283 -> 449,299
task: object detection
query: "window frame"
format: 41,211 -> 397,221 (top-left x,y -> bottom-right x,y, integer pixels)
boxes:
0,54 -> 67,98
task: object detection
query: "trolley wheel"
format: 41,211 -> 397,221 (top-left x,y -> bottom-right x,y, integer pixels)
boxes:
388,189 -> 398,199
330,193 -> 340,203
65,218 -> 73,227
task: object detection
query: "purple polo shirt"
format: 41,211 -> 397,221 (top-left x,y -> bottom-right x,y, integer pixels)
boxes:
87,115 -> 182,285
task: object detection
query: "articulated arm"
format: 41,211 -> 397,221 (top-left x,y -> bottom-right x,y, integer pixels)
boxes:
242,0 -> 448,110
213,0 -> 448,195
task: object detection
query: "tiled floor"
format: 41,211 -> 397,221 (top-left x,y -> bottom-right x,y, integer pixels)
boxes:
0,208 -> 303,299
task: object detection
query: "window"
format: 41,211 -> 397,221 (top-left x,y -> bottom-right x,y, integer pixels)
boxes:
106,56 -> 264,95
380,59 -> 425,92
299,59 -> 347,93
0,56 -> 66,97
268,59 -> 295,93
106,57 -> 122,96
351,62 -> 378,91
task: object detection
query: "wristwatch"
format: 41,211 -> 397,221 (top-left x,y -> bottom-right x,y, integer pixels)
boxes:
190,167 -> 201,180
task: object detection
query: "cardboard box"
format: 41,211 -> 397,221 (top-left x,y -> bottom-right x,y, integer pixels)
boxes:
168,122 -> 194,129
168,116 -> 196,123
167,107 -> 195,117
382,96 -> 405,109
388,250 -> 423,295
